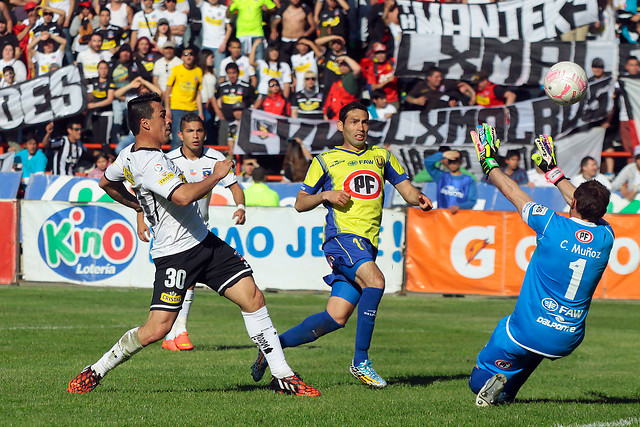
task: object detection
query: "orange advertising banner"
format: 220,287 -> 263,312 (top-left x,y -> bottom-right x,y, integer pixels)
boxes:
406,209 -> 640,300
0,201 -> 17,284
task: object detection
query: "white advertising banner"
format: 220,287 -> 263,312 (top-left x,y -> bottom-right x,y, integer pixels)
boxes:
21,201 -> 406,293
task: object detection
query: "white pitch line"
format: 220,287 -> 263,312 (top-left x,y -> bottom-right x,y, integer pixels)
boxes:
557,418 -> 640,427
4,324 -> 130,331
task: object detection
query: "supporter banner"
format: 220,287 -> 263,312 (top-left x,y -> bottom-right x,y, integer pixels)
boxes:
21,201 -> 405,292
405,209 -> 640,299
617,77 -> 640,153
0,172 -> 22,199
0,201 -> 17,284
396,36 -> 619,84
0,66 -> 87,131
397,0 -> 599,41
237,78 -> 613,156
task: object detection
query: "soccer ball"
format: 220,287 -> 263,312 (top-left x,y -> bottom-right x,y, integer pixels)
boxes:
544,61 -> 588,106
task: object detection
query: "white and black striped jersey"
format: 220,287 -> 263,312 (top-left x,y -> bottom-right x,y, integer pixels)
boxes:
167,146 -> 237,225
104,144 -> 208,258
50,136 -> 87,176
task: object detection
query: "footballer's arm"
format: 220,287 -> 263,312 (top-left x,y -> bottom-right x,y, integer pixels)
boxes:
486,168 -> 532,215
556,178 -> 577,206
171,159 -> 235,206
294,189 -> 351,212
100,177 -> 143,212
394,180 -> 433,211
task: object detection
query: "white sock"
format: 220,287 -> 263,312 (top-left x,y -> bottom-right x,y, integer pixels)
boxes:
241,306 -> 294,379
174,289 -> 194,335
165,323 -> 178,341
91,327 -> 143,378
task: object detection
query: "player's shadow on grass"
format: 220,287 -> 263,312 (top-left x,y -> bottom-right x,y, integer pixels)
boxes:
388,373 -> 469,387
518,392 -> 640,405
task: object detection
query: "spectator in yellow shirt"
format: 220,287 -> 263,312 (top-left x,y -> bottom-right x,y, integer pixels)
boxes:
244,167 -> 280,206
165,46 -> 204,148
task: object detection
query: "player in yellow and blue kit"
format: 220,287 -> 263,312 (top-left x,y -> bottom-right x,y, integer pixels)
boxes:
251,102 -> 433,387
469,124 -> 614,407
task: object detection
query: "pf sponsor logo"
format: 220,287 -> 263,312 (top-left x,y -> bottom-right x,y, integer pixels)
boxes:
343,170 -> 382,200
38,206 -> 137,281
575,230 -> 593,243
495,360 -> 512,370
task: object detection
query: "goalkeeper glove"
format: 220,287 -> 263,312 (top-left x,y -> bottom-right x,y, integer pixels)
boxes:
470,123 -> 500,176
531,134 -> 566,185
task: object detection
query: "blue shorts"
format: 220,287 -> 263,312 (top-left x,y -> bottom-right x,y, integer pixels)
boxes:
476,316 -> 545,382
323,233 -> 377,286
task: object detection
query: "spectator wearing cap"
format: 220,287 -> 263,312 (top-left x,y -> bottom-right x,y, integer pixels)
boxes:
316,0 -> 349,38
76,32 -> 109,79
153,41 -> 183,95
201,0 -> 232,75
217,61 -> 257,146
219,38 -> 257,86
94,7 -> 126,61
291,70 -> 323,120
313,34 -> 347,96
361,41 -> 399,109
134,36 -> 161,73
270,0 -> 315,64
69,1 -> 98,54
0,43 -> 26,84
161,0 -> 187,47
405,67 -> 476,112
424,149 -> 477,215
31,4 -> 65,46
290,38 -> 319,93
472,70 -> 515,107
27,30 -> 66,76
130,0 -> 164,47
254,78 -> 290,116
166,45 -> 204,149
244,167 -> 280,206
153,18 -> 174,52
589,57 -> 610,82
250,40 -> 292,98
15,1 -> 40,62
0,16 -> 19,58
323,54 -> 361,120
226,0 -> 276,62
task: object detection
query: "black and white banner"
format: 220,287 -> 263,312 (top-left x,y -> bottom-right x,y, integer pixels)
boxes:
397,0 -> 599,41
236,76 -> 614,156
0,66 -> 87,131
397,36 -> 621,84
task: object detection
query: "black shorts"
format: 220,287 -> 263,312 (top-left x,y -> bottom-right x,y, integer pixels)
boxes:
150,233 -> 253,311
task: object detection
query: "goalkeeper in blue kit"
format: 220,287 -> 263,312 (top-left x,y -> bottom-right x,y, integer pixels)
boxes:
468,124 -> 614,407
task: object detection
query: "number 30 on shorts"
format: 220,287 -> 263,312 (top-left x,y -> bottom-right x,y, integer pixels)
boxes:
164,268 -> 186,289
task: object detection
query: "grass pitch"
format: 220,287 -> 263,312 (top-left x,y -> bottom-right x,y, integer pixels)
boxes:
1,284 -> 639,426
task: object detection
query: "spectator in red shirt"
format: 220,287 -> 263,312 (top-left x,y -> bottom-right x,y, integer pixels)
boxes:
323,55 -> 361,120
360,41 -> 399,108
473,71 -> 516,107
254,78 -> 290,116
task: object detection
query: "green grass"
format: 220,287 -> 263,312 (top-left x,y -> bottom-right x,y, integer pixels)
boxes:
1,284 -> 639,426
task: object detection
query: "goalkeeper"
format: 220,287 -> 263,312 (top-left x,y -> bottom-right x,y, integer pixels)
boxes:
468,124 -> 615,407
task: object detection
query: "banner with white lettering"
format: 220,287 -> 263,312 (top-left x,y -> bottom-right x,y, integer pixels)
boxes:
236,77 -> 614,158
0,66 -> 87,131
396,35 -> 620,84
397,0 -> 599,41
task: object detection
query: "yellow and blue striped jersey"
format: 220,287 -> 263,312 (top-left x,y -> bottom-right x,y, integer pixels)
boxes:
300,145 -> 407,247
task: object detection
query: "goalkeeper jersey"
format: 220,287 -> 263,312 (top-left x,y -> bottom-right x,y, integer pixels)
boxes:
300,145 -> 407,247
506,202 -> 614,358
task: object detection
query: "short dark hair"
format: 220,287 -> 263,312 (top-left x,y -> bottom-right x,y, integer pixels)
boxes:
338,101 -> 368,123
627,55 -> 639,64
228,38 -> 241,47
580,156 -> 596,169
371,89 -> 386,100
252,166 -> 267,182
2,65 -> 14,74
573,180 -> 610,222
90,32 -> 103,41
99,6 -> 110,14
66,117 -> 83,130
505,149 -> 520,160
426,67 -> 442,78
180,112 -> 203,131
127,93 -> 163,136
225,62 -> 239,73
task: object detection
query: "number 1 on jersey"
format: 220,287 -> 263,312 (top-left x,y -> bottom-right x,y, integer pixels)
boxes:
566,258 -> 586,300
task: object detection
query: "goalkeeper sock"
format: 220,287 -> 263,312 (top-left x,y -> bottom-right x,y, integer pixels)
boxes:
279,311 -> 343,349
92,327 -> 143,378
545,167 -> 566,185
354,287 -> 384,365
174,289 -> 194,334
242,306 -> 294,379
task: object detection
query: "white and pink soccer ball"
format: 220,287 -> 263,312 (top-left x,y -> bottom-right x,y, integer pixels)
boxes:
544,61 -> 588,106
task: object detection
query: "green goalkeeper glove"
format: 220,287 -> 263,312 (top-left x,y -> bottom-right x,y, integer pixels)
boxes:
531,134 -> 566,185
470,123 -> 500,175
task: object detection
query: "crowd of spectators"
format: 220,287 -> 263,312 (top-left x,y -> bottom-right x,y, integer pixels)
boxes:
1,0 -> 640,197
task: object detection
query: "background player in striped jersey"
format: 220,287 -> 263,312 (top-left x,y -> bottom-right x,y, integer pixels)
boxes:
68,93 -> 319,397
137,113 -> 246,351
251,102 -> 432,388
469,124 -> 614,407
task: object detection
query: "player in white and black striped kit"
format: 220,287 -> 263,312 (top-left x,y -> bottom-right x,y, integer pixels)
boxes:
149,113 -> 247,351
68,93 -> 320,397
